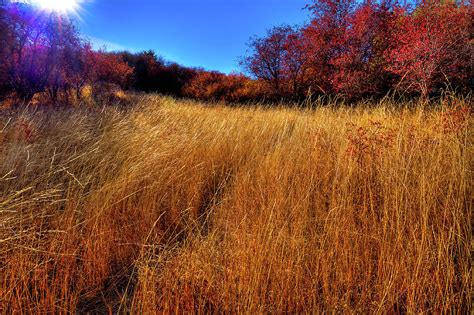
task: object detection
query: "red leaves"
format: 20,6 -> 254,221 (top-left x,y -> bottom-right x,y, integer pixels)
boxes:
243,0 -> 472,100
0,2 -> 133,104
386,2 -> 472,97
345,120 -> 396,162
241,26 -> 309,98
329,2 -> 398,98
87,51 -> 133,88
1,0 -> 472,104
439,105 -> 471,134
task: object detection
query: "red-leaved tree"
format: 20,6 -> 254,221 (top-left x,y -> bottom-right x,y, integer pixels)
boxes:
302,0 -> 356,95
387,1 -> 473,98
330,1 -> 400,98
242,26 -> 309,98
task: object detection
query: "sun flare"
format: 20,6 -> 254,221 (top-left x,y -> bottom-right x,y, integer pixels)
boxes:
32,0 -> 81,13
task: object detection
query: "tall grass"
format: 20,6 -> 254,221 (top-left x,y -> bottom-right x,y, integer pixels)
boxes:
0,95 -> 471,313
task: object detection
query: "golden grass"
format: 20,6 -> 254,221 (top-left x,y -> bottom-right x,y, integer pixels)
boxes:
0,95 -> 472,313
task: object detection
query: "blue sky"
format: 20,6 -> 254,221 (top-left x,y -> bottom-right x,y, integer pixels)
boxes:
77,0 -> 310,73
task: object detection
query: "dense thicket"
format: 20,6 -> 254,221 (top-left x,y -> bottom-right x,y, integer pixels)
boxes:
0,2 -> 133,104
118,50 -> 197,96
0,0 -> 472,105
242,0 -> 473,100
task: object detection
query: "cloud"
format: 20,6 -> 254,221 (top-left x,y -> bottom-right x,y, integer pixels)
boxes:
86,36 -> 128,52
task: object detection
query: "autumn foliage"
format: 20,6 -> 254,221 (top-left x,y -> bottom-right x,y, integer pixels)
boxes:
0,1 -> 472,313
0,2 -> 134,105
0,0 -> 472,105
244,0 -> 473,100
387,2 -> 473,97
183,71 -> 269,103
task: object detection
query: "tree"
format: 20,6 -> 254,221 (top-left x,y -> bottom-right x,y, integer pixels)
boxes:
242,26 -> 294,97
282,30 -> 310,98
119,50 -> 198,97
2,3 -> 49,100
387,1 -> 473,97
330,0 -> 400,98
68,42 -> 95,100
86,50 -> 133,100
242,26 -> 311,99
184,71 -> 254,102
0,3 -> 10,97
128,50 -> 162,92
0,2 -> 85,102
302,0 -> 357,95
42,14 -> 83,102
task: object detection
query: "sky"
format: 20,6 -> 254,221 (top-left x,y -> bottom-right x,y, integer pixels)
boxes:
77,0 -> 310,73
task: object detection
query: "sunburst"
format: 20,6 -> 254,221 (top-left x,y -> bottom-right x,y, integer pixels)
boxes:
31,0 -> 83,14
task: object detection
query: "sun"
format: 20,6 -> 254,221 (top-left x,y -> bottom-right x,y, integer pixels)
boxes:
32,0 -> 81,13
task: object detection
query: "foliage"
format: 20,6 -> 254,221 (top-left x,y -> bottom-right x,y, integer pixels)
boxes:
0,2 -> 133,105
243,0 -> 473,100
387,2 -> 473,97
241,26 -> 309,99
0,0 -> 472,105
119,50 -> 198,96
183,71 -> 269,103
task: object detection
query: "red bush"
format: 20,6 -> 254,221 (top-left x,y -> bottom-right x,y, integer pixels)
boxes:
387,2 -> 473,97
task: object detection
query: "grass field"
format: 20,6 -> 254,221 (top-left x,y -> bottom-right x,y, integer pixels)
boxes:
0,95 -> 472,313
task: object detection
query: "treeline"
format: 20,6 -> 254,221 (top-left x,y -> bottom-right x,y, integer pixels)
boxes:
0,0 -> 472,106
0,2 -> 134,104
116,51 -> 265,103
242,0 -> 473,100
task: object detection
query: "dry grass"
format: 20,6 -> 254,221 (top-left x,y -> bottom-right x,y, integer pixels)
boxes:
0,95 -> 472,313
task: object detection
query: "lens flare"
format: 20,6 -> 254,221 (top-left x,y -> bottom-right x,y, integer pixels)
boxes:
32,0 -> 81,13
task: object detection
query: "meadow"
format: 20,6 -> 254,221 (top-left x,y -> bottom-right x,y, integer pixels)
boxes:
0,95 -> 472,313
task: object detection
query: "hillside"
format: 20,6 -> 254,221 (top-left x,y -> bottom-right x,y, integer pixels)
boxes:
0,96 -> 472,313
